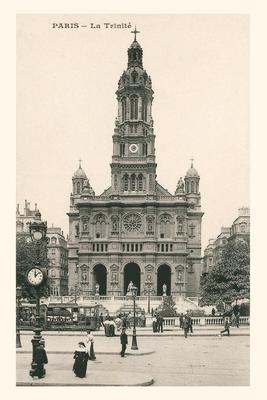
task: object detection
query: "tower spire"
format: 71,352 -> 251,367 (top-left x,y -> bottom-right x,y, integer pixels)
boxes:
190,158 -> 194,167
79,158 -> 82,168
131,26 -> 140,42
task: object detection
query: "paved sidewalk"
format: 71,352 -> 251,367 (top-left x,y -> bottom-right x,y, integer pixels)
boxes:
17,333 -> 155,355
16,335 -> 249,386
17,368 -> 153,386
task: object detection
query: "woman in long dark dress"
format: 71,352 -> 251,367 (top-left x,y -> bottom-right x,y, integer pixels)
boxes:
73,342 -> 89,378
86,330 -> 96,360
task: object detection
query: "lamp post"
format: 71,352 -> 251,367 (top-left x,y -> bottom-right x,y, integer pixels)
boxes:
16,286 -> 22,348
28,221 -> 47,378
131,285 -> 138,350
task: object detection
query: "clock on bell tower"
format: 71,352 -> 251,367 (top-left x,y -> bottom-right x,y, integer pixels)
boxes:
110,29 -> 157,196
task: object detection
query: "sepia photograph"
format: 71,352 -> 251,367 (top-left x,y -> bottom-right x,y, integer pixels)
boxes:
16,13 -> 249,386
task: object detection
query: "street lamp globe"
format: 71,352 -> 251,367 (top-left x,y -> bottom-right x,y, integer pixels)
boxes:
29,221 -> 47,242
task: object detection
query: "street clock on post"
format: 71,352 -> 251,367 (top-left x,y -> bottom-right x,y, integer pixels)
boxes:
26,267 -> 46,286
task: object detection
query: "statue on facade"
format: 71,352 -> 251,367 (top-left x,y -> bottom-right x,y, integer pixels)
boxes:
127,280 -> 134,295
162,283 -> 167,296
176,177 -> 185,194
95,283 -> 100,295
177,220 -> 183,233
112,217 -> 118,232
82,271 -> 87,281
178,271 -> 182,282
147,216 -> 153,232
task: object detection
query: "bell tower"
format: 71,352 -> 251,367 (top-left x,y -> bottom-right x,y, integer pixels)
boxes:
110,29 -> 157,196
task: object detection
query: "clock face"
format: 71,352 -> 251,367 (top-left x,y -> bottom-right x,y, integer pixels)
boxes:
129,143 -> 138,154
27,267 -> 44,286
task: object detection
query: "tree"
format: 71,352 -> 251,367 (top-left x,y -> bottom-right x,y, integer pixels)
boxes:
157,295 -> 177,317
200,240 -> 250,306
16,235 -> 49,298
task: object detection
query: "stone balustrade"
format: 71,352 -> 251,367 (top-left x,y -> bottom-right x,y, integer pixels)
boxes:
163,316 -> 250,326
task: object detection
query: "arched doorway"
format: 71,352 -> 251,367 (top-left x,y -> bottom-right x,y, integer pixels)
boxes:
93,264 -> 107,295
157,264 -> 171,295
124,263 -> 141,295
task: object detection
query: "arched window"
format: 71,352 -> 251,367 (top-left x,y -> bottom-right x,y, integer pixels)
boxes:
95,214 -> 106,238
191,181 -> 195,193
130,96 -> 138,120
143,143 -> 148,156
142,98 -> 147,121
77,181 -> 81,194
138,174 -> 143,191
132,71 -> 138,83
121,98 -> 126,122
123,174 -> 129,191
131,174 -> 136,191
160,214 -> 171,238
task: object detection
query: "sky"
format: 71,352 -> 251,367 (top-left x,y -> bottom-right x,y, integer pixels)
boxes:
16,14 -> 249,249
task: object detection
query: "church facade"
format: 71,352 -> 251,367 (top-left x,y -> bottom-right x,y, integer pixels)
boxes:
67,34 -> 204,298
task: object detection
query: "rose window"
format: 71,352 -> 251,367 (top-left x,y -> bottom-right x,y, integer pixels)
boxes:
124,213 -> 142,232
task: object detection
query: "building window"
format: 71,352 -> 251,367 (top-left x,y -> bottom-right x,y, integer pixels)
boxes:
77,182 -> 81,194
160,214 -> 171,238
240,223 -> 247,233
142,98 -> 147,121
132,70 -> 138,83
189,225 -> 195,237
122,98 -> 126,122
131,174 -> 136,191
123,174 -> 129,191
142,143 -> 148,156
138,174 -> 143,191
130,96 -> 138,120
95,214 -> 106,238
191,181 -> 194,193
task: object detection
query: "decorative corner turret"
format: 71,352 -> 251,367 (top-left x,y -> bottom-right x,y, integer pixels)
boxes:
184,159 -> 201,209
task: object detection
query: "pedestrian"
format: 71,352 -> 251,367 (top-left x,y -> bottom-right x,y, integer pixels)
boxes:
179,313 -> 184,329
219,318 -> 231,337
152,315 -> 157,333
236,312 -> 240,328
183,315 -> 189,338
99,313 -> 104,328
187,312 -> 193,335
109,319 -> 116,336
86,330 -> 96,360
34,339 -> 48,379
120,328 -> 128,357
30,313 -> 36,326
157,314 -> 164,333
104,318 -> 110,336
122,314 -> 127,329
231,312 -> 236,327
73,342 -> 89,378
115,316 -> 122,333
